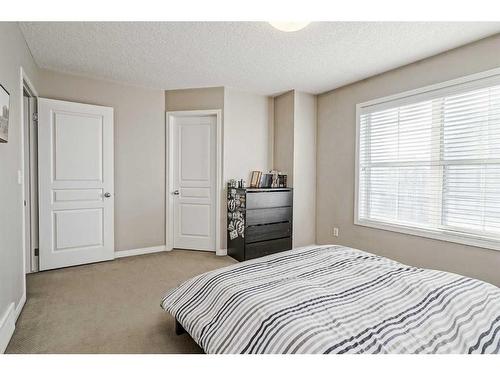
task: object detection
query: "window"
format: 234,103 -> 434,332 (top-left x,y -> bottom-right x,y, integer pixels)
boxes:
356,69 -> 500,250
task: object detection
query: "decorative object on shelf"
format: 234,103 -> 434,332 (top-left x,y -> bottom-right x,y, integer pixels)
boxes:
278,173 -> 288,188
250,171 -> 261,188
0,84 -> 10,143
269,170 -> 279,187
259,173 -> 273,188
228,179 -> 238,188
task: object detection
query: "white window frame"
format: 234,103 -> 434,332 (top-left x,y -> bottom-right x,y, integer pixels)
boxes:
355,67 -> 500,252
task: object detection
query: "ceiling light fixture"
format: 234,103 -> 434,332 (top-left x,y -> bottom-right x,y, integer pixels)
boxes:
269,22 -> 310,32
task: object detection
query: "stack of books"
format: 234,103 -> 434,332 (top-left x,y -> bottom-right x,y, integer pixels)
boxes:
250,170 -> 287,188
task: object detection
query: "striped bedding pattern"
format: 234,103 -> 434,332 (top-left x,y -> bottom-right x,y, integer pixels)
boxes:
161,245 -> 500,354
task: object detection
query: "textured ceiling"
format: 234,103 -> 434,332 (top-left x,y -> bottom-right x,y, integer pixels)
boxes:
19,22 -> 500,95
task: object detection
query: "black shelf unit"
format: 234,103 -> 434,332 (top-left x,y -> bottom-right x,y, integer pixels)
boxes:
227,187 -> 293,261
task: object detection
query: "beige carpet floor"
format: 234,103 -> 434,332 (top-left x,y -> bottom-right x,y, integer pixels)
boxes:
6,250 -> 236,354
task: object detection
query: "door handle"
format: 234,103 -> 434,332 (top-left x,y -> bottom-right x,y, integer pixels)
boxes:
172,190 -> 180,196
104,192 -> 112,198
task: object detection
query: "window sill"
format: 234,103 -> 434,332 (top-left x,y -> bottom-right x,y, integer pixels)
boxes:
354,218 -> 500,252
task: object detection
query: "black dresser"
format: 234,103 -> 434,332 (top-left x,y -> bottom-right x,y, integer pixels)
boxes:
227,188 -> 293,261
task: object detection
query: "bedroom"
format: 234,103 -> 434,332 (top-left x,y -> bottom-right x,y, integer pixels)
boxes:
1,0 -> 500,372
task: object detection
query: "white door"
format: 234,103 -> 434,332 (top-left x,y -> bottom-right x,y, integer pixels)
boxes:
172,114 -> 217,251
38,98 -> 114,270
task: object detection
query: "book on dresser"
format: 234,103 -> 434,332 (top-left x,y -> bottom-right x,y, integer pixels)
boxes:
226,187 -> 293,261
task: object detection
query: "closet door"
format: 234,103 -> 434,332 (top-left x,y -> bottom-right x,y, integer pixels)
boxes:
171,114 -> 217,251
38,98 -> 114,270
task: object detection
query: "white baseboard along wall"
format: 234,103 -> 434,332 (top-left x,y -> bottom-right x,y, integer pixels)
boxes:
0,303 -> 16,353
0,292 -> 26,354
115,245 -> 227,258
216,249 -> 227,256
114,245 -> 168,259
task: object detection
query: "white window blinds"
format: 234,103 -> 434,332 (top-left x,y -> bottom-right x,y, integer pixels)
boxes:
356,71 -> 500,250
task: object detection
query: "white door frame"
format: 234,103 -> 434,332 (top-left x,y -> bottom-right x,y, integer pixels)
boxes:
165,109 -> 222,254
18,67 -> 38,318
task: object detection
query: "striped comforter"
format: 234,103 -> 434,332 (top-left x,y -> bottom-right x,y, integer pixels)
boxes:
161,245 -> 500,354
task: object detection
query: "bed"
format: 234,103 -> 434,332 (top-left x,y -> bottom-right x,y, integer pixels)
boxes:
161,245 -> 500,354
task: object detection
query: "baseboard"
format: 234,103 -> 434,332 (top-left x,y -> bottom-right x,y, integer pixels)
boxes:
216,248 -> 227,256
115,245 -> 230,258
15,291 -> 26,321
115,245 -> 168,259
0,303 -> 16,354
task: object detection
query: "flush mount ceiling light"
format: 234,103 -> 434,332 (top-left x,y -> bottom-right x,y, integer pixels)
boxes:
269,22 -> 310,32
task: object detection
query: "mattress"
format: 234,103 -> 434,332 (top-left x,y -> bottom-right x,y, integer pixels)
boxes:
161,245 -> 500,354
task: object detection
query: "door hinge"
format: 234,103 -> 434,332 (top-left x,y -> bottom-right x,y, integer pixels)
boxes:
32,112 -> 38,123
34,248 -> 39,256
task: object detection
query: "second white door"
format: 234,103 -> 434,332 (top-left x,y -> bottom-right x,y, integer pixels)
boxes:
172,114 -> 217,251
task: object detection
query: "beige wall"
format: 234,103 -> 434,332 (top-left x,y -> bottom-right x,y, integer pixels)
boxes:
224,88 -> 272,182
0,23 -> 40,328
293,92 -> 317,247
38,69 -> 166,252
267,97 -> 275,168
273,90 -> 317,247
316,34 -> 500,286
165,87 -> 224,112
273,91 -> 295,186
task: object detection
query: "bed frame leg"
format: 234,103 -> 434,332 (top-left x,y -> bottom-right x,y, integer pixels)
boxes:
175,319 -> 186,335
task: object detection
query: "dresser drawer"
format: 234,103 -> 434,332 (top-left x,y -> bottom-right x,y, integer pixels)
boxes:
245,237 -> 292,260
246,207 -> 292,226
246,191 -> 292,209
246,222 -> 291,243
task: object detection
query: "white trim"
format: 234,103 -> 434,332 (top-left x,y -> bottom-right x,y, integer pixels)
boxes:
354,104 -> 361,227
20,67 -> 39,274
216,248 -> 227,256
18,67 -> 38,328
114,245 -> 168,259
20,67 -> 39,98
355,219 -> 500,252
165,110 -> 223,253
0,293 -> 25,353
354,66 -> 500,252
358,66 -> 500,112
15,291 -> 26,322
0,303 -> 16,354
